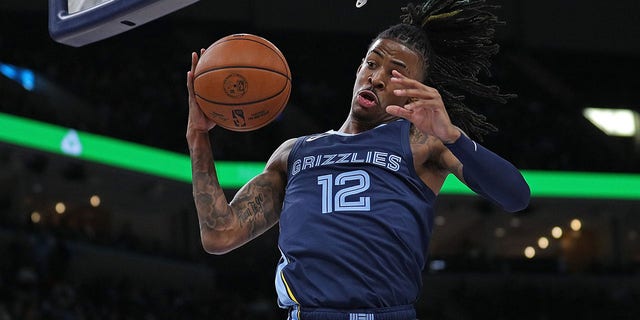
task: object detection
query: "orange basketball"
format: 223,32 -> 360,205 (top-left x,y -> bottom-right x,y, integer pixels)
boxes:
193,33 -> 292,131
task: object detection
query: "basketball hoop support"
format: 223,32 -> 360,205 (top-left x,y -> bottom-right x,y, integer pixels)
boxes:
48,0 -> 199,47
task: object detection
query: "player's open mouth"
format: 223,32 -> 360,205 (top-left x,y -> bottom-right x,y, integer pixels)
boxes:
356,90 -> 379,108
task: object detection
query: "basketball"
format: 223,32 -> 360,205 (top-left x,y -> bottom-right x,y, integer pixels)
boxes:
193,33 -> 292,131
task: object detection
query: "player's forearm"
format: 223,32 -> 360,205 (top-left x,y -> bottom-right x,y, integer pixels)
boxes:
187,131 -> 237,250
446,134 -> 530,212
187,130 -> 215,176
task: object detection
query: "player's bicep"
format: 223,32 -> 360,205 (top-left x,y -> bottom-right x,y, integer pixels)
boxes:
228,138 -> 293,239
229,170 -> 283,238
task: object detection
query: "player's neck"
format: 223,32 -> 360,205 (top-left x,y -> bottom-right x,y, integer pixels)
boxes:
338,117 -> 365,134
338,117 -> 394,134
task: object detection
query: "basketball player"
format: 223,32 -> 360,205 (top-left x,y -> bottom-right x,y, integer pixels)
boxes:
185,1 -> 530,319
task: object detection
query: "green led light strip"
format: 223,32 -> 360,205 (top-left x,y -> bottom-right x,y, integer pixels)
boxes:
1,112 -> 639,199
0,112 -> 260,188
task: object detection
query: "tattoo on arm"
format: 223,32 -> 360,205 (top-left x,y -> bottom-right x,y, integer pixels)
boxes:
194,170 -> 234,232
190,141 -> 235,233
232,176 -> 282,239
191,137 -> 288,244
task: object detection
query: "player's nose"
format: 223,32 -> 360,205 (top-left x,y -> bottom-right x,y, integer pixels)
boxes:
368,72 -> 385,90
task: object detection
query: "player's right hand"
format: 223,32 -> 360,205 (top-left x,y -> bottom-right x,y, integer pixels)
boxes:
187,49 -> 217,134
386,70 -> 461,144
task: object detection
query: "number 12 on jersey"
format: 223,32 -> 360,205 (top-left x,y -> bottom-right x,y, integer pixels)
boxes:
317,170 -> 371,214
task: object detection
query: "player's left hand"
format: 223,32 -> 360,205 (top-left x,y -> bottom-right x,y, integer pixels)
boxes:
386,70 -> 461,143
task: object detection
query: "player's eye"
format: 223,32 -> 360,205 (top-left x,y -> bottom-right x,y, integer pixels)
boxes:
365,61 -> 376,69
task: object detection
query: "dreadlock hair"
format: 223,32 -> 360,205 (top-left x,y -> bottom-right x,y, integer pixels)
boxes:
375,0 -> 515,140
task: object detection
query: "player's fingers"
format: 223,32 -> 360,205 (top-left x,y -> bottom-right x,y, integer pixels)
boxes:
386,105 -> 413,119
391,70 -> 439,93
391,69 -> 407,79
401,98 -> 447,116
187,52 -> 201,97
191,52 -> 198,73
391,73 -> 438,102
390,70 -> 424,86
186,70 -> 194,93
394,88 -> 440,101
390,78 -> 434,92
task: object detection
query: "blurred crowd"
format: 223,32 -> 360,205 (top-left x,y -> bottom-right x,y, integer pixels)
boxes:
0,223 -> 286,320
1,221 -> 639,320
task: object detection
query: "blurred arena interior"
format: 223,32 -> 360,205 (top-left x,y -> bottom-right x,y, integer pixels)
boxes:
1,0 -> 639,319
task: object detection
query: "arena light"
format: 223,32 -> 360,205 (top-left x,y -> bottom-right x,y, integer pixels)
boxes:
583,107 -> 638,137
1,112 -> 640,199
0,62 -> 35,91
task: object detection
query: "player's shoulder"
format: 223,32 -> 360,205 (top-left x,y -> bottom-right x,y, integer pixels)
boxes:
266,138 -> 298,172
283,137 -> 300,148
275,137 -> 299,156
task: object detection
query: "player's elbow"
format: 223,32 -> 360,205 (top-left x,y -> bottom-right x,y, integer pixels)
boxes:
201,241 -> 234,255
503,183 -> 531,213
503,197 -> 530,213
201,243 -> 228,255
200,234 -> 238,255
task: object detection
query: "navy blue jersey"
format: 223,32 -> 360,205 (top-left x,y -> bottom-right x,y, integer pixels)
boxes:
275,119 -> 436,313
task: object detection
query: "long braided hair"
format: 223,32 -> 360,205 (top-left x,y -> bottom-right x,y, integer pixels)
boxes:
375,0 -> 515,140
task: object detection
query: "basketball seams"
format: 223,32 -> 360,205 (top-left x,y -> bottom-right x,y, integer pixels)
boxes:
196,82 -> 290,132
195,78 -> 290,106
205,36 -> 290,77
194,67 -> 290,104
195,65 -> 291,81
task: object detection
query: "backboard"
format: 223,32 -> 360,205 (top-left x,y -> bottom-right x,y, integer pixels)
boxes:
48,0 -> 199,47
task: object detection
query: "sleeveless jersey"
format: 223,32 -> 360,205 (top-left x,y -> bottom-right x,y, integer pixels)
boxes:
275,119 -> 437,312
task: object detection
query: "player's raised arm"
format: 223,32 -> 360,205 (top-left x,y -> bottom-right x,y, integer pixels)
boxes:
187,139 -> 291,255
389,71 -> 530,212
186,50 -> 290,254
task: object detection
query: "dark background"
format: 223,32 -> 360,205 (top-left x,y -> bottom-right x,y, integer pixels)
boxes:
1,1 -> 639,319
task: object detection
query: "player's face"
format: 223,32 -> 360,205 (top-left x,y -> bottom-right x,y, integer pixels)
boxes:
351,38 -> 425,123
